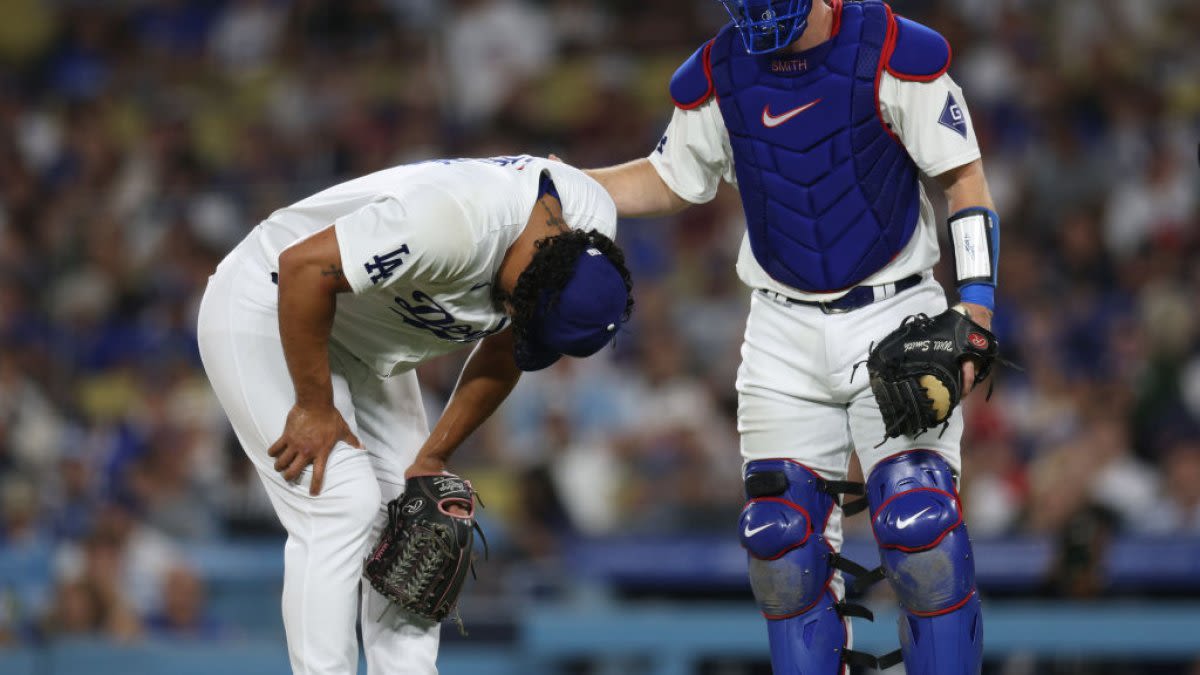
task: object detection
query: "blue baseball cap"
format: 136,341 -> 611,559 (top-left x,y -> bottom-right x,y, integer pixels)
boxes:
513,246 -> 628,372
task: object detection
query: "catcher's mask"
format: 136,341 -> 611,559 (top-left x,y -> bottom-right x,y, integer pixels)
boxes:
718,0 -> 813,54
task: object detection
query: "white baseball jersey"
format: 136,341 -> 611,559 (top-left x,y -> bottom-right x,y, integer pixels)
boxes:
200,157 -> 616,673
240,156 -> 617,377
648,72 -> 981,301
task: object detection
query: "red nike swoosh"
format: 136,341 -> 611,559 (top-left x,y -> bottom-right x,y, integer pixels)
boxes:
761,99 -> 822,128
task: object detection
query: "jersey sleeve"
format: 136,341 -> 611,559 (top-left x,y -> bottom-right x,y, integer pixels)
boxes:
646,99 -> 735,204
334,191 -> 473,295
879,71 -> 982,178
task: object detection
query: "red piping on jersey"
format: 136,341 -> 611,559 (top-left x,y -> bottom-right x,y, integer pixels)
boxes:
871,487 -> 964,553
829,0 -> 844,39
875,4 -> 903,146
884,14 -> 952,82
908,588 -> 978,617
740,497 -> 815,559
676,40 -> 716,110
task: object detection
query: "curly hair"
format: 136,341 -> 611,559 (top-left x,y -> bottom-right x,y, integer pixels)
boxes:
493,229 -> 634,345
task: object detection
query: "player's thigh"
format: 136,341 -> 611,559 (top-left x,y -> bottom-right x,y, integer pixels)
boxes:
826,276 -> 950,399
848,383 -> 964,482
737,291 -> 852,479
197,266 -> 363,489
738,386 -> 855,478
737,291 -> 831,402
333,346 -> 430,502
826,277 -> 965,478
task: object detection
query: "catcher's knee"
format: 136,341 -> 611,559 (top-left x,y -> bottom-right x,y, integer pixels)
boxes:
739,460 -> 842,617
867,450 -> 976,614
739,460 -> 878,615
741,460 -> 885,671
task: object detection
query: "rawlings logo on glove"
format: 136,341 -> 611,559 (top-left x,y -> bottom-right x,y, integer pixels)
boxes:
364,473 -> 485,628
865,307 -> 999,440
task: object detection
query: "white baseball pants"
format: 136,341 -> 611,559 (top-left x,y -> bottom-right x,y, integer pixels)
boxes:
197,246 -> 440,675
736,274 -> 965,593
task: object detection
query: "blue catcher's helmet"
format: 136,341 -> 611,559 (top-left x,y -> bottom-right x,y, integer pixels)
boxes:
718,0 -> 813,54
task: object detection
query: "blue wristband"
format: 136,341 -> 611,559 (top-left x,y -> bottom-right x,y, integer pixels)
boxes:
959,283 -> 995,311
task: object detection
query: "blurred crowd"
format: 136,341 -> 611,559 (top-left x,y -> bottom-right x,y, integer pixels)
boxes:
0,0 -> 1197,647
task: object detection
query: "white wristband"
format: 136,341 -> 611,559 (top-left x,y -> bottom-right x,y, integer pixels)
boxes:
948,210 -> 996,286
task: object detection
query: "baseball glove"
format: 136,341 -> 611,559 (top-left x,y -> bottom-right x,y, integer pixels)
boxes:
865,307 -> 999,440
364,473 -> 484,625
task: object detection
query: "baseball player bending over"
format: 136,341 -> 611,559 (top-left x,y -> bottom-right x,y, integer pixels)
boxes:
197,155 -> 632,674
584,1 -> 999,672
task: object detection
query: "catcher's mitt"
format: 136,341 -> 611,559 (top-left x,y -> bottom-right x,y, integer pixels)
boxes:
865,307 -> 998,440
364,473 -> 484,625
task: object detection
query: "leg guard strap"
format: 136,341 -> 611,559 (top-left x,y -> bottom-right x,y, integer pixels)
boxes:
829,552 -> 886,593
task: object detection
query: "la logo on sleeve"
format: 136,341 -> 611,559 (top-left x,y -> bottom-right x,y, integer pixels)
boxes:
938,92 -> 968,139
365,245 -> 410,284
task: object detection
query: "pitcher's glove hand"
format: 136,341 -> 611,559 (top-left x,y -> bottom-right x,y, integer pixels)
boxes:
364,474 -> 484,624
866,307 -> 999,439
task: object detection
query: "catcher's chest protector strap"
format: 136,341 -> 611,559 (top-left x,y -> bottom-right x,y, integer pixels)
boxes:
740,460 -> 889,672
866,450 -> 983,674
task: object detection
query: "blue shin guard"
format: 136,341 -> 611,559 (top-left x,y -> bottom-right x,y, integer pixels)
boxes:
867,451 -> 983,675
740,460 -> 878,673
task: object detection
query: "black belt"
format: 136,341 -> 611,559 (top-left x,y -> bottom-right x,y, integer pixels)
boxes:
760,274 -> 923,314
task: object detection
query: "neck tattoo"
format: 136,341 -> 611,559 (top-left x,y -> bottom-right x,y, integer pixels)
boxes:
538,197 -> 568,232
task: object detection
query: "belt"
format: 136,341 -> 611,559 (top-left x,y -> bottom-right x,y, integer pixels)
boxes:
760,274 -> 923,314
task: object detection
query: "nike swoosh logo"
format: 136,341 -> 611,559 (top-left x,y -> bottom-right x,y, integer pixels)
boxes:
761,99 -> 822,128
896,506 -> 933,530
743,523 -> 772,537
470,281 -> 492,291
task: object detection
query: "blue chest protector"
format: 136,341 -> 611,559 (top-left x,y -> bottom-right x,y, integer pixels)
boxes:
670,0 -> 950,293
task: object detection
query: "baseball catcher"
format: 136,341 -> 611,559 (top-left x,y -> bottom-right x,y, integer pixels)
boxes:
866,307 -> 999,439
580,0 -> 1003,670
365,474 -> 485,626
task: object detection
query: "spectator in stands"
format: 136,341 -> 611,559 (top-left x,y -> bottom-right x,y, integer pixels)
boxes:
1144,439 -> 1200,533
145,565 -> 226,640
54,503 -> 180,616
44,532 -> 142,642
0,475 -> 54,625
0,0 -> 1195,651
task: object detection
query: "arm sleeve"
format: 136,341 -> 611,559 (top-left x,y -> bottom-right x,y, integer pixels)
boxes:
879,72 -> 982,178
646,100 -> 735,204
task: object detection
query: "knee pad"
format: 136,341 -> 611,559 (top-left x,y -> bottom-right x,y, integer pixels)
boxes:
867,450 -> 975,613
740,460 -> 880,673
739,460 -> 837,618
867,450 -> 982,674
